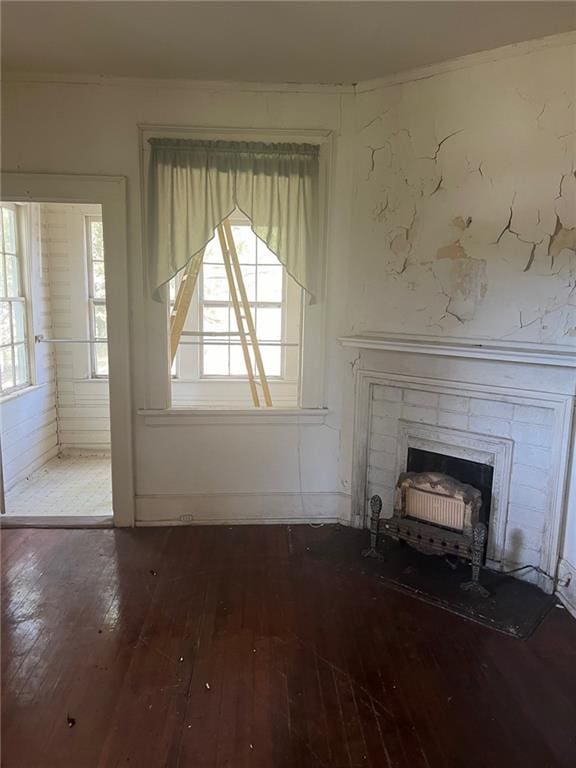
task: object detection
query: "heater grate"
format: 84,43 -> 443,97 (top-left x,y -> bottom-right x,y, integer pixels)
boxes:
405,487 -> 465,531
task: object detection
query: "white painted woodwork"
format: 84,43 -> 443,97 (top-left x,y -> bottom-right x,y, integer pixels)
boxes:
41,203 -> 112,451
1,205 -> 58,489
1,175 -> 134,527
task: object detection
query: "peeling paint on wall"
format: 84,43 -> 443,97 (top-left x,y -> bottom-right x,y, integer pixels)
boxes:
350,42 -> 576,345
549,216 -> 576,266
452,216 -> 472,231
445,258 -> 488,323
436,241 -> 467,261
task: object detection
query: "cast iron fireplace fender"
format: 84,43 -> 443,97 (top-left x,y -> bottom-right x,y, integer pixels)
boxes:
363,488 -> 489,598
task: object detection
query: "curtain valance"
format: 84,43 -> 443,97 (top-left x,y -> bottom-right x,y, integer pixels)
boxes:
147,138 -> 320,301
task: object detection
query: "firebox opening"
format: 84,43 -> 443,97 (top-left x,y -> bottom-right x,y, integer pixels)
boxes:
406,448 -> 493,527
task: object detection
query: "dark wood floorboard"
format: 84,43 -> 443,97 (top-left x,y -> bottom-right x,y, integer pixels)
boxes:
2,525 -> 576,768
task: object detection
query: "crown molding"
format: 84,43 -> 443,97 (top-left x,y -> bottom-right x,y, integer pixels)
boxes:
1,71 -> 354,95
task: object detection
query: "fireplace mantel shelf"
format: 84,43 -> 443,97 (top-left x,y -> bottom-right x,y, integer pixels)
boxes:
339,334 -> 576,369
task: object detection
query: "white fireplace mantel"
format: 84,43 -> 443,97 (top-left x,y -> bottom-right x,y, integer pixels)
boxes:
339,333 -> 576,369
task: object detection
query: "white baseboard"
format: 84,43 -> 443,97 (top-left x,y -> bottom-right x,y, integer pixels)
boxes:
0,515 -> 113,528
58,446 -> 111,457
557,558 -> 576,619
135,491 -> 351,527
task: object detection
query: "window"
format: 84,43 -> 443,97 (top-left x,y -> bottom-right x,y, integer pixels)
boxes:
85,216 -> 108,377
0,204 -> 31,395
202,224 -> 284,377
170,212 -> 302,403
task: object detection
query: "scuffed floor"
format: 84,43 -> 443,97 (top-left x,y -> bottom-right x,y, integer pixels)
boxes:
4,455 -> 112,517
2,525 -> 576,767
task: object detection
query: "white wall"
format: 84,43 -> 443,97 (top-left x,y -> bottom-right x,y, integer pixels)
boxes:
1,76 -> 355,524
41,203 -> 111,452
1,204 -> 59,489
349,42 -> 575,344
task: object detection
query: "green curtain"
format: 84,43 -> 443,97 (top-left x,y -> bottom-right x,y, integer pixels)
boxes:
148,139 -> 320,301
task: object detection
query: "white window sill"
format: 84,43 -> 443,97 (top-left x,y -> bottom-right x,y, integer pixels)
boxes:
0,383 -> 43,405
137,407 -> 328,426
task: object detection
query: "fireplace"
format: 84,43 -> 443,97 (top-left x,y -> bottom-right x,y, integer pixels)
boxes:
343,334 -> 575,598
406,448 -> 494,527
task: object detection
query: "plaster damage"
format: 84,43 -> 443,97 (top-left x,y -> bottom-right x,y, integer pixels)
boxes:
350,43 -> 576,344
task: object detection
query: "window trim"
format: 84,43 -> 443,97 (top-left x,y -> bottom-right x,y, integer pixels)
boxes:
140,125 -> 333,410
85,214 -> 108,379
0,203 -> 33,398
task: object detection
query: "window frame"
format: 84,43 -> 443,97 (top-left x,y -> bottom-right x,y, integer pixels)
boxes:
85,214 -> 108,378
140,125 -> 332,411
0,203 -> 33,397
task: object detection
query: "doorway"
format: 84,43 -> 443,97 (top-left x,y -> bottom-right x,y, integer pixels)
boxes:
1,202 -> 112,520
0,174 -> 133,526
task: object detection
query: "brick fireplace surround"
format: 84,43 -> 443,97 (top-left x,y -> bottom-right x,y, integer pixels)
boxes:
342,334 -> 576,597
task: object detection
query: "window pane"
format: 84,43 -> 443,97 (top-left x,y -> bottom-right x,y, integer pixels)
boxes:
0,346 -> 14,390
239,265 -> 256,302
94,342 -> 109,376
5,254 -> 20,296
194,218 -> 296,387
203,305 -> 228,336
0,302 -> 11,345
257,238 -> 280,265
93,303 -> 107,339
90,220 -> 104,260
169,276 -> 177,302
231,226 -> 256,263
0,256 -> 5,298
204,235 -> 223,264
92,261 -> 106,299
228,307 -> 238,334
14,343 -> 28,386
257,307 -> 282,341
230,344 -> 255,376
257,266 -> 282,302
203,344 -> 228,375
12,301 -> 26,342
203,264 -> 229,301
2,209 -> 16,254
261,345 -> 282,377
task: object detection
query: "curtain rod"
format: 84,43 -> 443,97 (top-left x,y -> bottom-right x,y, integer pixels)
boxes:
148,138 -> 320,156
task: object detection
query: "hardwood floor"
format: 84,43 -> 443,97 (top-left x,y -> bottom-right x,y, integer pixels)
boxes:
2,525 -> 576,768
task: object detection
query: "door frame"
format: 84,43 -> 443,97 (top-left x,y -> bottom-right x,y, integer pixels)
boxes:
0,173 -> 135,526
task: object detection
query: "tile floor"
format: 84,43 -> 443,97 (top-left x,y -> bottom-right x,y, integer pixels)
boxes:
4,455 -> 112,517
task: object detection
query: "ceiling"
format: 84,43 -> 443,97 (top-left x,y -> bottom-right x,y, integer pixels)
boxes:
2,1 -> 575,85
